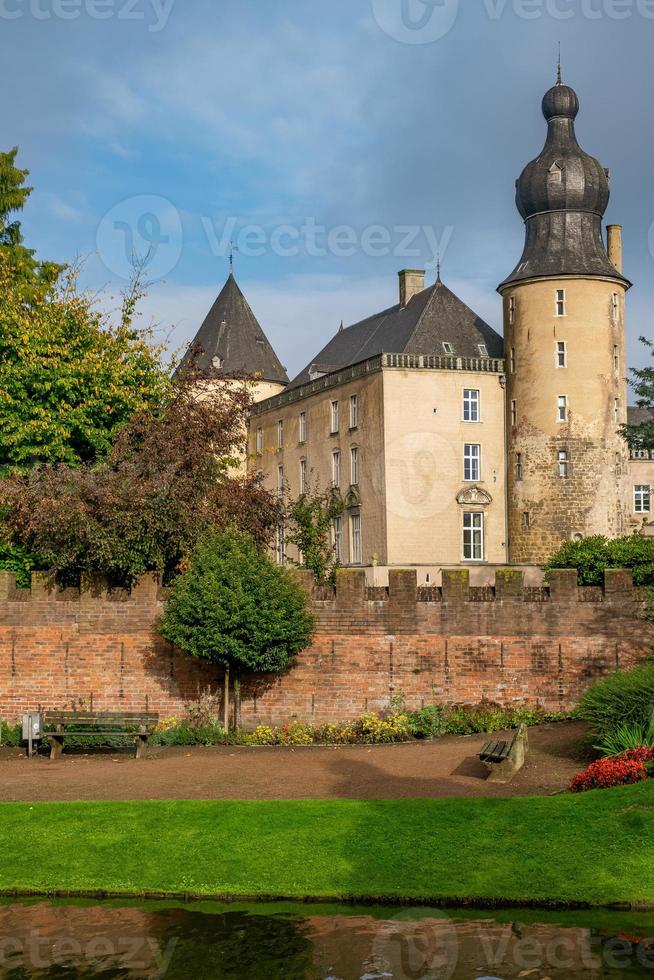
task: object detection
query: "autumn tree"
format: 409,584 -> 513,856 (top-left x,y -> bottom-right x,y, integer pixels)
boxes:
0,376 -> 283,584
285,481 -> 344,585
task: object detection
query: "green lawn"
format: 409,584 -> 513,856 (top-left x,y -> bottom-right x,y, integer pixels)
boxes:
1,783 -> 653,907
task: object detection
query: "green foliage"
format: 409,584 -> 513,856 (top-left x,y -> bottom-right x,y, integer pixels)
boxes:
0,721 -> 21,746
577,663 -> 654,739
285,482 -> 344,585
0,255 -> 169,472
595,718 -> 654,757
159,532 -> 315,673
621,336 -> 654,451
0,533 -> 37,587
0,147 -> 61,294
406,703 -> 564,739
544,534 -> 654,586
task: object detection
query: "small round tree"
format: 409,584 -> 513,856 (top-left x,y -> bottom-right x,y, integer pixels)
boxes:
159,531 -> 315,728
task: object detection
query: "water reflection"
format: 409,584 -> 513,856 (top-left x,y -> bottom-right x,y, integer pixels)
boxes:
0,900 -> 653,979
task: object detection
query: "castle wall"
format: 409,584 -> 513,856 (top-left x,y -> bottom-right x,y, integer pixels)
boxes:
0,569 -> 650,727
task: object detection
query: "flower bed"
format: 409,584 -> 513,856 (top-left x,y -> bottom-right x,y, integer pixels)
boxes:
570,747 -> 654,793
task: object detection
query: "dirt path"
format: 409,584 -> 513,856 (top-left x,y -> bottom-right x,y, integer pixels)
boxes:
0,722 -> 590,802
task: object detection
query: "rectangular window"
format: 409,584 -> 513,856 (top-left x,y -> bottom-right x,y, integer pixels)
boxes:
442,342 -> 454,355
463,512 -> 484,561
277,420 -> 284,450
332,516 -> 343,563
516,453 -> 523,481
299,458 -> 308,495
299,411 -> 307,443
510,347 -> 516,373
350,513 -> 362,564
332,450 -> 341,488
511,399 -> 517,427
478,344 -> 488,357
558,450 -> 569,479
556,341 -> 567,368
635,485 -> 651,514
277,464 -> 284,497
509,296 -> 516,325
349,394 -> 358,429
330,400 -> 339,434
464,444 -> 481,482
614,398 -> 620,425
256,427 -> 263,454
612,292 -> 619,319
557,395 -> 568,422
275,523 -> 285,565
463,389 -> 480,422
522,512 -> 530,529
614,345 -> 620,372
555,288 -> 566,317
350,446 -> 359,486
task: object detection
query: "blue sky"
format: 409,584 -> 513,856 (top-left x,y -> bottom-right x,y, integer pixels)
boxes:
3,0 -> 654,381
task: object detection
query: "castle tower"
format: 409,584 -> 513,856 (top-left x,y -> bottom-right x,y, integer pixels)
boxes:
178,272 -> 289,403
498,76 -> 631,564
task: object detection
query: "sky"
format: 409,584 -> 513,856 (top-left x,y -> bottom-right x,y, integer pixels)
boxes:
2,0 -> 654,383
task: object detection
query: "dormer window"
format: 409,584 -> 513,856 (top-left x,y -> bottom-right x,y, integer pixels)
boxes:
548,161 -> 563,183
478,344 -> 488,357
212,355 -> 224,370
442,342 -> 454,355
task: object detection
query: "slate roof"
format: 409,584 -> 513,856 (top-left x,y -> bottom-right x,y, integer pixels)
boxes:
288,277 -> 503,390
177,274 -> 289,384
628,406 -> 654,426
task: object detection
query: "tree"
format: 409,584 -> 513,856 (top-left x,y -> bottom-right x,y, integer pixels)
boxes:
0,377 -> 283,584
285,481 -> 344,584
621,336 -> 654,451
159,532 -> 315,728
0,254 -> 169,472
0,147 -> 61,292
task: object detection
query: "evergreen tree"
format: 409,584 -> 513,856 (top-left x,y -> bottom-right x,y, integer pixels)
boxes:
622,337 -> 654,452
0,147 -> 61,292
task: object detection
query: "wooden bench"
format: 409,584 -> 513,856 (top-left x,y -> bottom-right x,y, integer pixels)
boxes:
44,711 -> 159,760
479,723 -> 528,783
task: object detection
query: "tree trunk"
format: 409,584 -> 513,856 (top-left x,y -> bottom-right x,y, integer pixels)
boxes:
224,665 -> 230,732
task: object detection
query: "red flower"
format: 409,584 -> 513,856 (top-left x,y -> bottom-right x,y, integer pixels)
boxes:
570,756 -> 649,793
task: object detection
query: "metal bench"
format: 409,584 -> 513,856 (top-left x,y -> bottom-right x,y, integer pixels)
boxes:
44,711 -> 159,760
479,723 -> 528,783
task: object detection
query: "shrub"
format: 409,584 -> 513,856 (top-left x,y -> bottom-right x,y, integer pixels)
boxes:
352,712 -> 411,744
570,756 -> 650,792
577,663 -> 654,739
595,717 -> 654,757
407,703 -> 563,739
0,721 -> 21,747
544,534 -> 654,587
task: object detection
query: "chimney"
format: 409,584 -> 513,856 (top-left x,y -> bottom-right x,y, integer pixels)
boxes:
607,225 -> 623,274
398,269 -> 425,307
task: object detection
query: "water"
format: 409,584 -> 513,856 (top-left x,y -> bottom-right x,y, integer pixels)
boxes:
1,899 -> 653,978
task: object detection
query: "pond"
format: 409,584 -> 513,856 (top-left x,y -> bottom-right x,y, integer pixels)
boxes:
0,899 -> 653,978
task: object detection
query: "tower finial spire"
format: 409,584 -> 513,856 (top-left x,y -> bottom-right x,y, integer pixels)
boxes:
436,253 -> 442,283
229,241 -> 239,274
556,42 -> 562,85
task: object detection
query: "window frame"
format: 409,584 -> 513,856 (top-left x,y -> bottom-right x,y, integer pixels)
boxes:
511,399 -> 517,427
463,443 -> 481,483
277,464 -> 285,497
556,341 -> 567,368
555,288 -> 567,317
558,450 -> 569,479
515,452 -> 524,481
332,516 -> 343,563
330,400 -> 339,435
277,419 -> 284,450
299,411 -> 307,444
478,344 -> 489,357
350,446 -> 359,486
557,395 -> 568,423
463,511 -> 484,562
508,296 -> 516,325
462,388 -> 480,423
299,457 -> 308,495
332,450 -> 341,489
442,342 -> 454,355
635,485 -> 651,514
256,427 -> 263,454
349,394 -> 359,430
350,512 -> 362,565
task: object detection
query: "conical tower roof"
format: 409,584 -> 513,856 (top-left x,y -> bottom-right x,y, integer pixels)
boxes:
178,273 -> 289,384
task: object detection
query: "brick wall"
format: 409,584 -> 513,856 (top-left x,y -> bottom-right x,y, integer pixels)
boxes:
0,568 -> 651,726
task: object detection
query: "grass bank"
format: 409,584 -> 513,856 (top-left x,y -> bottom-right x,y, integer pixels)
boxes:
1,783 -> 653,908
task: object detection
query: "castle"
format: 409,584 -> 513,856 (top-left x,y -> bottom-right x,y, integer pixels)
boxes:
184,75 -> 654,583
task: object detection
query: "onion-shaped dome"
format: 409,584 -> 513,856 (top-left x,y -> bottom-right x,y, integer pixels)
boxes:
499,77 -> 630,290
